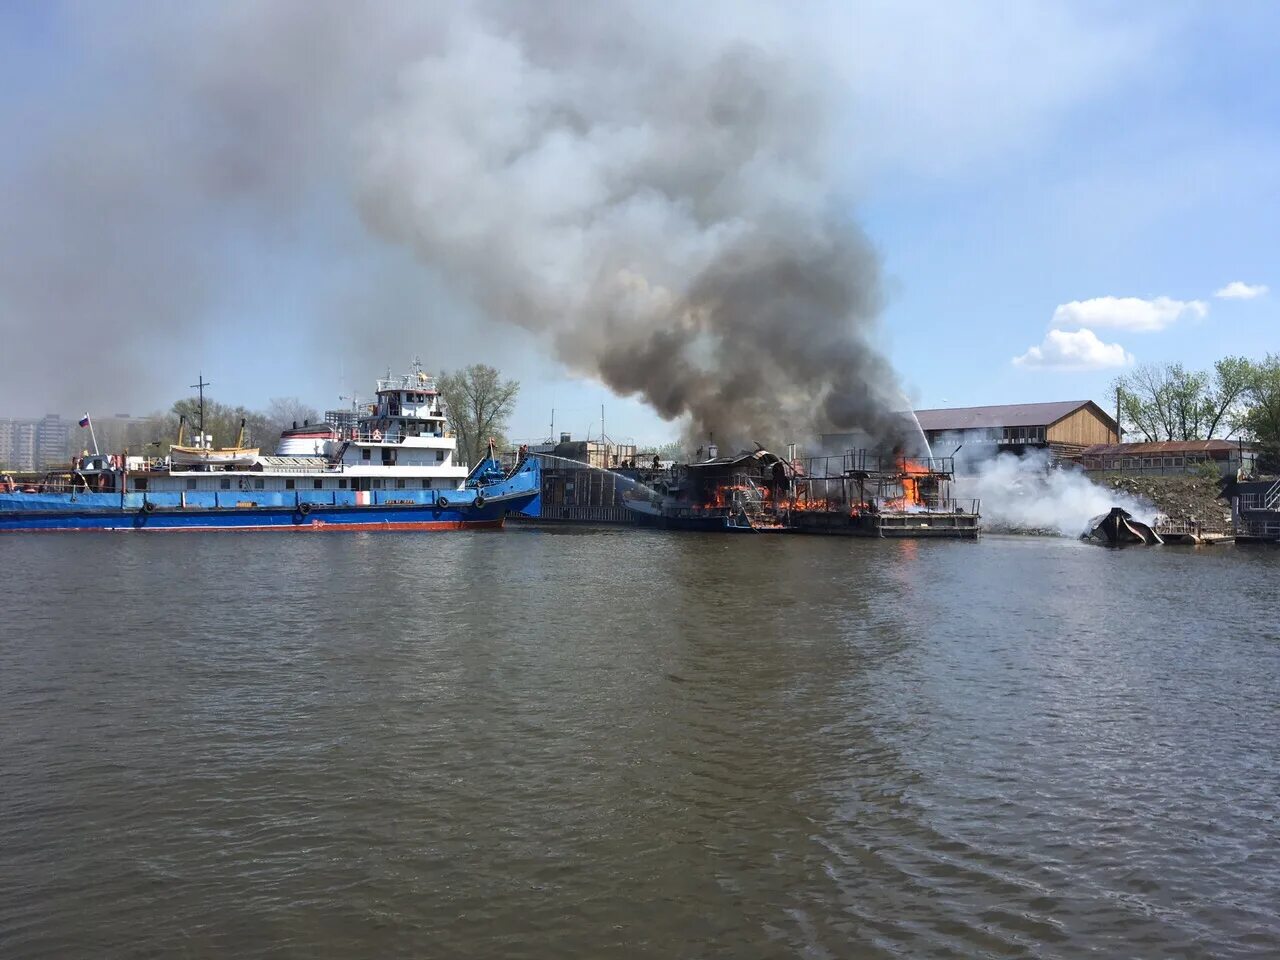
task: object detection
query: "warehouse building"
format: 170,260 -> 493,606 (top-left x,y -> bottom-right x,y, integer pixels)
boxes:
914,400 -> 1119,459
1079,439 -> 1255,478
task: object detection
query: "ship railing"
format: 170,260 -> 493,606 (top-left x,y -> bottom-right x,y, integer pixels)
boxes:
1237,492 -> 1271,510
806,450 -> 956,477
783,495 -> 980,516
1236,514 -> 1280,539
376,374 -> 438,394
348,429 -> 452,445
875,496 -> 981,514
348,429 -> 405,444
7,475 -> 94,494
1155,516 -> 1228,536
1238,481 -> 1280,512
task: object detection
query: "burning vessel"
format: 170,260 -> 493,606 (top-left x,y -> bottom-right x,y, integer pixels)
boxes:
0,362 -> 540,532
789,450 -> 981,538
624,446 -> 981,538
625,448 -> 792,532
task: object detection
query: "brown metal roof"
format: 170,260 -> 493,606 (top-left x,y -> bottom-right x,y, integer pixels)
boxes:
1081,439 -> 1249,456
914,400 -> 1113,432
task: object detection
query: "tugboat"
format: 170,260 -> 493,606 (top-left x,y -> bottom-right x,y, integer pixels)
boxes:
0,362 -> 540,532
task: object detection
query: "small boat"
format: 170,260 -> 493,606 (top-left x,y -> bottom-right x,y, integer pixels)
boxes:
167,415 -> 259,467
168,445 -> 261,468
1085,506 -> 1163,546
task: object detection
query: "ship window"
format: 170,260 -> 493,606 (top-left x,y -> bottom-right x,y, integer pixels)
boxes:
372,479 -> 383,489
422,479 -> 431,489
396,478 -> 406,489
313,479 -> 323,489
436,450 -> 445,462
186,479 -> 197,490
362,448 -> 371,460
220,478 -> 231,490
134,478 -> 147,491
338,478 -> 348,489
285,478 -> 295,490
254,478 -> 265,490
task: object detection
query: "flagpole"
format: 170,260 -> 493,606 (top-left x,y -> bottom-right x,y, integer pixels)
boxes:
85,415 -> 100,456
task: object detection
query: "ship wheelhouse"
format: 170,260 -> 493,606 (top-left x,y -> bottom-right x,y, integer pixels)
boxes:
333,363 -> 468,479
114,361 -> 472,494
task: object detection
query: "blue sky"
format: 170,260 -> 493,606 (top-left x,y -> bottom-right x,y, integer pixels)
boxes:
858,3 -> 1279,415
0,2 -> 1276,447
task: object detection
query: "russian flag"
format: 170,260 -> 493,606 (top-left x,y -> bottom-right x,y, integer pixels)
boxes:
79,414 -> 91,428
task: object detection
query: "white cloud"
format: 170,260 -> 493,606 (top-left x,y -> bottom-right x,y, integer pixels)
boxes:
1013,328 -> 1133,371
1051,295 -> 1207,332
1215,281 -> 1268,300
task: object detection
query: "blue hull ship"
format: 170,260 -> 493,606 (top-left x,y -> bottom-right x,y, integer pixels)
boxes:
0,363 -> 540,533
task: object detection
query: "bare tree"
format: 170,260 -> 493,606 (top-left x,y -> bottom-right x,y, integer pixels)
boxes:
437,365 -> 520,466
1116,364 -> 1177,441
261,397 -> 322,443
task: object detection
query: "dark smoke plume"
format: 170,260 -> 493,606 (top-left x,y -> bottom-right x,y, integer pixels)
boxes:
2,2 -> 913,448
358,4 -> 911,449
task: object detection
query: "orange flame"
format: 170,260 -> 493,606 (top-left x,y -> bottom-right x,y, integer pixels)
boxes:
882,457 -> 929,511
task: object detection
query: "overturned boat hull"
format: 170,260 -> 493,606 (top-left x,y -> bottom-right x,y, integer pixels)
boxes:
1086,507 -> 1163,546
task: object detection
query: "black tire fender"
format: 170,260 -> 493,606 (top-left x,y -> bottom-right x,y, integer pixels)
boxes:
297,501 -> 313,516
141,500 -> 156,514
437,496 -> 449,508
474,495 -> 486,509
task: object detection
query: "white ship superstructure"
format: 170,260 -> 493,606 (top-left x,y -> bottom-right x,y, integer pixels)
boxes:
121,362 -> 471,496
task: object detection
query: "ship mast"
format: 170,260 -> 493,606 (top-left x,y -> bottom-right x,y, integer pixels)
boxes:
190,373 -> 211,448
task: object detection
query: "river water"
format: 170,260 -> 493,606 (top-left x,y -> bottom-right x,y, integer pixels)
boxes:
1,529 -> 1277,959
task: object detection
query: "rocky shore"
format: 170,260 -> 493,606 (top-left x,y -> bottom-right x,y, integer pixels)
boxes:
1095,473 -> 1231,529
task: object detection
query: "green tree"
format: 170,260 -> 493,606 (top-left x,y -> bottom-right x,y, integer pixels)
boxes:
1240,354 -> 1280,471
1115,358 -> 1249,441
1203,356 -> 1254,438
437,364 -> 520,466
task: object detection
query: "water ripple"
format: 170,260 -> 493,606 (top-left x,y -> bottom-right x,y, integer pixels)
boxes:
1,530 -> 1277,958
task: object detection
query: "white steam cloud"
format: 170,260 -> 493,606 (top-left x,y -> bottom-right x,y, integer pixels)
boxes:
955,449 -> 1153,536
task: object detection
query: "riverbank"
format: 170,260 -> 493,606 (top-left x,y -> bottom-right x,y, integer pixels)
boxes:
1094,473 -> 1231,528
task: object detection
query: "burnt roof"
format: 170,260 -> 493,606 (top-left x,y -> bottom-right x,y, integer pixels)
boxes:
689,449 -> 784,469
1082,439 -> 1250,455
914,400 -> 1115,432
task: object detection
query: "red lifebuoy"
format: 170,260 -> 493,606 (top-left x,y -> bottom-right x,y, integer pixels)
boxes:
372,429 -> 382,441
